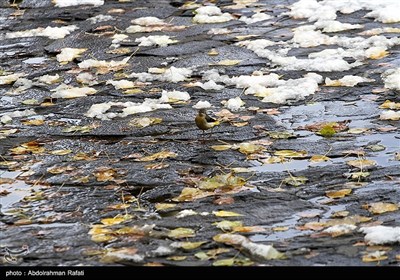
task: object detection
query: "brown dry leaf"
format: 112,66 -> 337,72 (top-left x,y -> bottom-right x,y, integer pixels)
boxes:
168,227 -> 196,239
346,159 -> 376,169
325,189 -> 352,199
50,149 -> 72,156
362,251 -> 388,262
274,150 -> 307,158
0,178 -> 15,185
13,219 -> 33,226
367,202 -> 398,214
94,168 -> 116,182
21,119 -> 45,126
47,165 -> 75,174
136,151 -> 177,162
214,109 -> 239,121
298,222 -> 327,231
10,141 -> 45,155
214,196 -> 234,205
0,190 -> 11,196
301,120 -> 350,132
309,155 -> 330,162
213,210 -> 243,217
233,226 -> 266,233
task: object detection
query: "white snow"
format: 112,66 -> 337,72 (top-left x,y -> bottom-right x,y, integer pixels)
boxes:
135,35 -> 178,47
56,48 -> 86,63
193,5 -> 234,24
223,97 -> 245,111
360,226 -> 400,245
87,15 -> 114,24
51,85 -> 97,99
239,13 -> 272,24
161,90 -> 190,102
194,80 -> 224,90
37,74 -> 60,85
78,57 -> 130,69
1,109 -> 36,124
53,0 -> 104,7
176,210 -> 198,218
323,224 -> 357,235
106,80 -> 136,90
6,25 -> 78,40
130,67 -> 192,83
131,17 -> 166,26
382,68 -> 400,90
325,75 -> 373,87
0,73 -> 24,85
192,101 -> 212,109
380,110 -> 400,121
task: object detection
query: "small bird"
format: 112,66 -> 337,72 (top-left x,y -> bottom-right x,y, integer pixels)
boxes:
195,108 -> 220,140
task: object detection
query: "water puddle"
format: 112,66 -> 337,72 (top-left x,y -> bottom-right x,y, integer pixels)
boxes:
0,170 -> 38,214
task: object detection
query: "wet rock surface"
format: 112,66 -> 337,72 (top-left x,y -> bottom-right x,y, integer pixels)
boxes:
0,0 -> 400,266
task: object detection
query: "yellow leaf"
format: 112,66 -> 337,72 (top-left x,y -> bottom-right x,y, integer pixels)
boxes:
310,155 -> 330,162
274,150 -> 307,158
331,211 -> 349,218
198,173 -> 246,191
213,210 -> 243,217
50,149 -> 72,155
211,59 -> 242,66
21,119 -> 44,126
367,202 -> 398,214
213,220 -> 243,231
211,145 -> 232,151
346,159 -> 376,169
168,227 -> 196,239
101,214 -> 133,226
346,171 -> 370,180
208,48 -> 219,56
89,225 -> 112,235
367,49 -> 388,59
124,88 -> 143,94
136,151 -> 177,162
283,176 -> 308,187
325,189 -> 352,199
231,122 -> 248,127
379,100 -> 400,110
273,226 -> 289,232
155,203 -> 177,211
106,203 -> 130,210
91,234 -> 117,243
172,187 -> 210,202
236,143 -> 265,155
318,125 -> 336,137
174,241 -> 206,250
213,258 -> 234,266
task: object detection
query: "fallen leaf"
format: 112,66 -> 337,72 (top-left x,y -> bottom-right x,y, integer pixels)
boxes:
346,159 -> 376,169
167,256 -> 187,261
50,149 -> 72,155
236,142 -> 265,155
283,176 -> 308,187
325,189 -> 352,199
213,196 -> 235,205
213,220 -> 243,231
145,163 -> 169,170
101,214 -> 133,226
101,247 -> 143,263
267,131 -> 294,139
155,203 -> 177,211
318,125 -> 336,137
172,241 -> 206,250
94,168 -> 116,182
129,117 -> 162,128
275,150 -> 307,158
213,258 -> 234,266
21,119 -> 44,126
213,210 -> 243,217
136,151 -> 177,162
309,155 -> 330,162
198,173 -> 246,191
379,100 -> 400,110
331,211 -> 349,218
367,202 -> 398,214
168,228 -> 196,239
211,145 -> 232,151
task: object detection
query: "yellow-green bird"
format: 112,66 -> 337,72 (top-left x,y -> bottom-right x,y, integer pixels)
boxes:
195,108 -> 220,138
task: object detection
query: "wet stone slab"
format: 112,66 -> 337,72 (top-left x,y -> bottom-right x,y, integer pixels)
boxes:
0,0 -> 400,267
